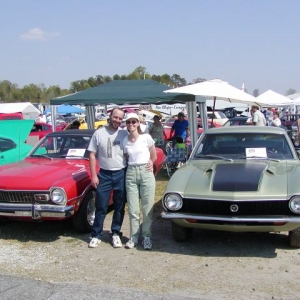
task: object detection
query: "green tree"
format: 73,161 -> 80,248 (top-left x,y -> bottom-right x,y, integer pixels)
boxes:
286,89 -> 297,96
252,89 -> 260,97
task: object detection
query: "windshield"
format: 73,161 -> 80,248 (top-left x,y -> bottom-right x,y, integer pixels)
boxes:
29,135 -> 91,159
192,133 -> 294,160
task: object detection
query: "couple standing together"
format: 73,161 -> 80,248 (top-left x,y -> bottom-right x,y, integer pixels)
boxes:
88,107 -> 156,250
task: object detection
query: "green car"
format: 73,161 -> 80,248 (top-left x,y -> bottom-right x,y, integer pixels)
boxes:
0,120 -> 34,166
162,126 -> 300,247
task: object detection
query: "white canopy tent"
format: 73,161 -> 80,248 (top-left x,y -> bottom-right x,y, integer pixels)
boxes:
0,102 -> 41,119
164,79 -> 258,147
255,90 -> 294,107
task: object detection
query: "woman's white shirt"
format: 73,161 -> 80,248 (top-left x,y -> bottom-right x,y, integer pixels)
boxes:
123,134 -> 154,165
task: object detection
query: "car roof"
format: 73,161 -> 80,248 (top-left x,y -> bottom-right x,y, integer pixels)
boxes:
46,129 -> 95,137
206,126 -> 286,135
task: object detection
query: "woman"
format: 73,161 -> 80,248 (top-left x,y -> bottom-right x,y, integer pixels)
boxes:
123,113 -> 157,250
149,115 -> 167,147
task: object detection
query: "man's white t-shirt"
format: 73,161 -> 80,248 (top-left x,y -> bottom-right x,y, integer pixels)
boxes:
253,111 -> 266,126
123,134 -> 154,165
88,126 -> 128,170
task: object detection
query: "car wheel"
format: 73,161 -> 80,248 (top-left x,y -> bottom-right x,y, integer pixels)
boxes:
171,222 -> 193,242
288,227 -> 300,247
73,191 -> 96,233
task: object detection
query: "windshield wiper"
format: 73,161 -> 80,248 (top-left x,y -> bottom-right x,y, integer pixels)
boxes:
30,154 -> 53,160
196,154 -> 233,162
59,154 -> 88,160
237,156 -> 280,162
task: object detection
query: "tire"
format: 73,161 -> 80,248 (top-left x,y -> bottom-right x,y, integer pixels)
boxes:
73,191 -> 96,233
171,222 -> 193,242
288,227 -> 300,247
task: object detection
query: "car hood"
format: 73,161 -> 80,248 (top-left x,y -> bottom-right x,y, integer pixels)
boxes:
0,158 -> 89,190
166,160 -> 300,200
0,120 -> 34,142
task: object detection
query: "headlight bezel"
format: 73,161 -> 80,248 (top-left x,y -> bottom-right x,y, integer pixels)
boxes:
50,188 -> 67,205
289,196 -> 300,214
163,193 -> 183,211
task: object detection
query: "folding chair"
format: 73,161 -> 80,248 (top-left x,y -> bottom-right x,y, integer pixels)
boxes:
164,148 -> 187,177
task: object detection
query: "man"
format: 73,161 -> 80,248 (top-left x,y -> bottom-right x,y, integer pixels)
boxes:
64,120 -> 81,130
251,105 -> 266,126
170,112 -> 189,148
88,107 -> 128,248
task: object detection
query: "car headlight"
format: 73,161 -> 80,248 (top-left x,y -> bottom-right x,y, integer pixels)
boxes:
50,188 -> 67,205
163,193 -> 183,211
289,196 -> 300,214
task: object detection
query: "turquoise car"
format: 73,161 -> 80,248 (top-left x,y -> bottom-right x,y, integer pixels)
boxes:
0,120 -> 34,166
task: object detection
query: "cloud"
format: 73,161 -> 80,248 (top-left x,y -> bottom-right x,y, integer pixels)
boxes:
20,28 -> 60,41
60,56 -> 71,60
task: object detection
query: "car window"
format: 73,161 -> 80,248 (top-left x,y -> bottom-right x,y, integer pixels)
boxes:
0,138 -> 15,152
30,135 -> 92,158
193,133 -> 294,160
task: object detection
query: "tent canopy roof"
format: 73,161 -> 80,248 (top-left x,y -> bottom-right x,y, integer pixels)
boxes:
50,80 -> 195,106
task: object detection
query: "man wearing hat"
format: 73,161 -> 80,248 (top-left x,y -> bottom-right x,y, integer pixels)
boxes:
170,112 -> 189,148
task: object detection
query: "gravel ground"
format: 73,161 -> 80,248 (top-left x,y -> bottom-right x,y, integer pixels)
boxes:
0,178 -> 300,299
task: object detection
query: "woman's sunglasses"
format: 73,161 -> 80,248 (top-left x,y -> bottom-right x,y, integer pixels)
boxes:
126,120 -> 137,125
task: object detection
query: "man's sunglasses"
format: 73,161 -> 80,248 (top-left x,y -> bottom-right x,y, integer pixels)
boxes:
126,120 -> 137,125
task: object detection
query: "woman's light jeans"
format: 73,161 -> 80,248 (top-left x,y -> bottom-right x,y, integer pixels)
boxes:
125,164 -> 155,238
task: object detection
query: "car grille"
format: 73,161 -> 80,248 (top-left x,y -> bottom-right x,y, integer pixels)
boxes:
0,191 -> 49,204
180,198 -> 294,216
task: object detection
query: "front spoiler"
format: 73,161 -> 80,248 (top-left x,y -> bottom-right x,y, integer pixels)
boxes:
0,203 -> 74,219
161,211 -> 300,223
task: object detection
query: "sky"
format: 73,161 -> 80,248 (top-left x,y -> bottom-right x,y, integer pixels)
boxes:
1,0 -> 300,96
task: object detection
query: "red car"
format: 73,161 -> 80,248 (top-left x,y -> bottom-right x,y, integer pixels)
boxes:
0,129 -> 165,232
28,122 -> 66,144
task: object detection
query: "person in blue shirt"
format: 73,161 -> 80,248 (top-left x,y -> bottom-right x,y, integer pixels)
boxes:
170,112 -> 189,148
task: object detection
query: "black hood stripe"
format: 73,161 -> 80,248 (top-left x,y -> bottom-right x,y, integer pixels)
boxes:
212,163 -> 266,192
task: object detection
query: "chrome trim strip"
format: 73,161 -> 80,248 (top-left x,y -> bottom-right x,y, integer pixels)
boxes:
0,203 -> 74,219
161,212 -> 300,223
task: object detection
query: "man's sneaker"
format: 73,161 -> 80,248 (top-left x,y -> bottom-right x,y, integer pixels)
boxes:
88,237 -> 101,248
112,234 -> 122,248
125,236 -> 138,249
142,236 -> 153,250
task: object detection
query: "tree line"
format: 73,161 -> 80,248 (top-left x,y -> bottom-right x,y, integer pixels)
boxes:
0,66 -> 297,104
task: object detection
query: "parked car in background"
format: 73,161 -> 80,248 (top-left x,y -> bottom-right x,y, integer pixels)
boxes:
0,129 -> 165,232
162,126 -> 300,247
29,122 -> 66,140
280,114 -> 300,131
79,117 -> 108,129
223,116 -> 252,127
0,120 -> 33,166
0,112 -> 23,120
206,111 -> 229,126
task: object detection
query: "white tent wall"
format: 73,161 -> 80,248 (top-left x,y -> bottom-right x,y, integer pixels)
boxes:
0,102 -> 41,119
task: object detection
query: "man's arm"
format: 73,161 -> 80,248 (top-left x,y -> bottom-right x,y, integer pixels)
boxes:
89,151 -> 99,188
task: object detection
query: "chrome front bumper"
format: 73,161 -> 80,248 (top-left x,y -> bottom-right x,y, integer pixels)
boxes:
0,203 -> 74,219
161,211 -> 300,223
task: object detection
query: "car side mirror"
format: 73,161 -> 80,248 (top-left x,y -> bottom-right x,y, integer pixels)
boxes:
297,150 -> 300,159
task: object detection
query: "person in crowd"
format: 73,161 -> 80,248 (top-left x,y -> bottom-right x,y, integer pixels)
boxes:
184,127 -> 192,155
174,136 -> 186,150
64,120 -> 81,130
271,111 -> 281,127
123,113 -> 157,250
170,112 -> 189,147
138,115 -> 149,133
36,113 -> 46,123
46,113 -> 52,125
87,107 -> 128,248
265,107 -> 274,126
251,105 -> 266,126
149,115 -> 167,148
